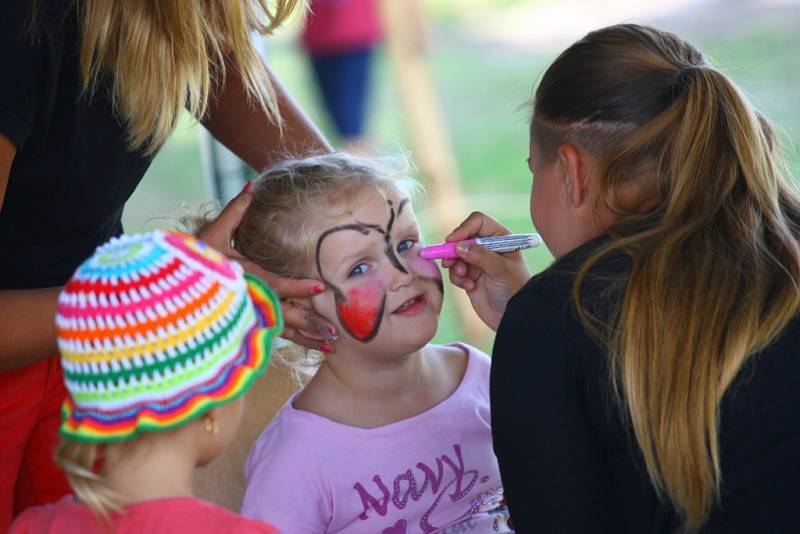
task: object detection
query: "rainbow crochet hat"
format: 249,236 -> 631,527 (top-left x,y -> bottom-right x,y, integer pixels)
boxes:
55,230 -> 283,443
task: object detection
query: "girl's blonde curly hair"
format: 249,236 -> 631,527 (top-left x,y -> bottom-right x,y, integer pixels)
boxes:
192,151 -> 421,379
235,152 -> 420,279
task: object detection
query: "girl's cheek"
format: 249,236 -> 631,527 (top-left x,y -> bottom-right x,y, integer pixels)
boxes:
408,256 -> 442,281
336,278 -> 386,342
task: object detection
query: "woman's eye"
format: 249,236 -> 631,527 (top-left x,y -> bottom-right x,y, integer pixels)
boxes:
348,263 -> 369,278
397,239 -> 415,253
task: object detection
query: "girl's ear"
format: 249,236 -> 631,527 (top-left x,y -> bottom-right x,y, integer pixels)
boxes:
557,143 -> 590,208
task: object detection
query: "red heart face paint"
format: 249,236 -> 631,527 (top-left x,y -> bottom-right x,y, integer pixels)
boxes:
336,279 -> 387,342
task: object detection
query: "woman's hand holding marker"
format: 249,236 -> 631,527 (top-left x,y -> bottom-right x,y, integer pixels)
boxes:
442,212 -> 531,330
199,182 -> 338,351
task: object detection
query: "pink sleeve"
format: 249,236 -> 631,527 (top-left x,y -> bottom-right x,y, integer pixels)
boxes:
8,508 -> 38,533
241,424 -> 331,534
234,517 -> 283,534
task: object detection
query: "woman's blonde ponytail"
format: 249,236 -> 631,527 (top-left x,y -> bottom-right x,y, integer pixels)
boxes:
532,24 -> 800,532
613,64 -> 800,529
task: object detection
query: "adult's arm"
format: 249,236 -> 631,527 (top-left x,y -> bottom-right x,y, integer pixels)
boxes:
491,287 -> 620,532
202,61 -> 331,170
0,133 -> 61,370
199,62 -> 337,350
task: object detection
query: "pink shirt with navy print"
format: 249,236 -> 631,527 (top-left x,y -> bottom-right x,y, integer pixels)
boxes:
241,343 -> 512,534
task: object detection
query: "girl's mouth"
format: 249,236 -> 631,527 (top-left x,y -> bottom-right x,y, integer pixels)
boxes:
392,294 -> 427,316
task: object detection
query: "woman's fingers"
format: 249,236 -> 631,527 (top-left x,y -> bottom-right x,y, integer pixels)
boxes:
192,183 -> 339,352
280,301 -> 337,340
454,240 -> 508,279
197,181 -> 253,254
280,305 -> 338,354
447,267 -> 474,291
237,258 -> 338,343
445,211 -> 511,243
242,261 -> 325,300
281,327 -> 333,353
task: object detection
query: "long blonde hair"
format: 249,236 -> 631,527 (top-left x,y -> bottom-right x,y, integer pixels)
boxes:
55,440 -> 122,521
70,0 -> 304,155
532,24 -> 800,531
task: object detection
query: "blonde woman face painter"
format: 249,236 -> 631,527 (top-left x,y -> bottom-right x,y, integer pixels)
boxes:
2,1 -> 325,527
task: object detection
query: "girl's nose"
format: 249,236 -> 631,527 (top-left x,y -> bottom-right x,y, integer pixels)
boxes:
388,260 -> 416,292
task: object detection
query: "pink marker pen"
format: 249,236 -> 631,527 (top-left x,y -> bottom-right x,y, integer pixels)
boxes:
420,233 -> 542,260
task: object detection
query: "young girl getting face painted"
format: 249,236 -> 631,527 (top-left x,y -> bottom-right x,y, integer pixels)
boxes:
313,188 -> 445,361
235,153 -> 512,534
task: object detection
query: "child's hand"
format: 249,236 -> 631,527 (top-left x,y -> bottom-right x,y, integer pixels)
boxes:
198,183 -> 338,352
442,212 -> 531,331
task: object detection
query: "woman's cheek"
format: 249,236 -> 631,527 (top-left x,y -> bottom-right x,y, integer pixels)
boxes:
336,277 -> 386,342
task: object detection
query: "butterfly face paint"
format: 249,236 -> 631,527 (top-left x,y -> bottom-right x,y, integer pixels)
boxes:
315,195 -> 442,344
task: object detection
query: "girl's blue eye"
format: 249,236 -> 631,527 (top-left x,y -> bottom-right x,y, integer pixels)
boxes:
348,263 -> 369,278
397,239 -> 415,253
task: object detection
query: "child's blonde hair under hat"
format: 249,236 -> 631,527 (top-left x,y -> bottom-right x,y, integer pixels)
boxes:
55,230 -> 282,442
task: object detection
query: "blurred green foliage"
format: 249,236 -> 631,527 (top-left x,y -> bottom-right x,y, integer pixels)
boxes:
124,5 -> 800,350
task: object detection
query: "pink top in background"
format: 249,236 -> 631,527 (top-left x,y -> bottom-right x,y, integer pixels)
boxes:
10,495 -> 280,534
241,344 -> 512,534
302,0 -> 382,54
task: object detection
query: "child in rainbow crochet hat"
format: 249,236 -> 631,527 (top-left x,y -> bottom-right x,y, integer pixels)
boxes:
10,230 -> 283,534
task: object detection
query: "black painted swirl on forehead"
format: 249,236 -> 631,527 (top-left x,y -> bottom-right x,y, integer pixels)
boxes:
380,199 -> 410,275
314,199 -> 412,286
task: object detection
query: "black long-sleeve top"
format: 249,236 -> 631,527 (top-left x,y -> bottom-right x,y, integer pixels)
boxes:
490,239 -> 800,533
0,0 -> 154,290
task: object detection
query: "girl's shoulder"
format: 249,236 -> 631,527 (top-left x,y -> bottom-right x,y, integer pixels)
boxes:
426,342 -> 491,393
246,394 -> 325,461
428,342 -> 490,369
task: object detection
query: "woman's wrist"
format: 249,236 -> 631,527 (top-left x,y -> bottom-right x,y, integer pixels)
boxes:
0,287 -> 61,370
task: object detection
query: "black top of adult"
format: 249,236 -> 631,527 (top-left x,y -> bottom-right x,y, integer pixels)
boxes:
0,0 -> 155,289
491,237 -> 800,533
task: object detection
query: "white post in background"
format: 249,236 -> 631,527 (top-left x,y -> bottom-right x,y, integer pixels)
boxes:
199,133 -> 247,204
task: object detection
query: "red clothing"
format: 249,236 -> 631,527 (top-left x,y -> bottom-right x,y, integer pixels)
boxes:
302,0 -> 382,54
0,357 -> 71,531
10,496 -> 281,534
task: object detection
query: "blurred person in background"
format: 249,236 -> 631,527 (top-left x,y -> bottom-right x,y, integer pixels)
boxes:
301,0 -> 383,154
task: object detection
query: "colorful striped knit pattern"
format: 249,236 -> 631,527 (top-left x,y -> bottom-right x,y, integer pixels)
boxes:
55,230 -> 283,442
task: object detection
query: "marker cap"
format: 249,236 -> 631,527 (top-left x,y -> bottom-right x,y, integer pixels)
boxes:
419,240 -> 475,260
